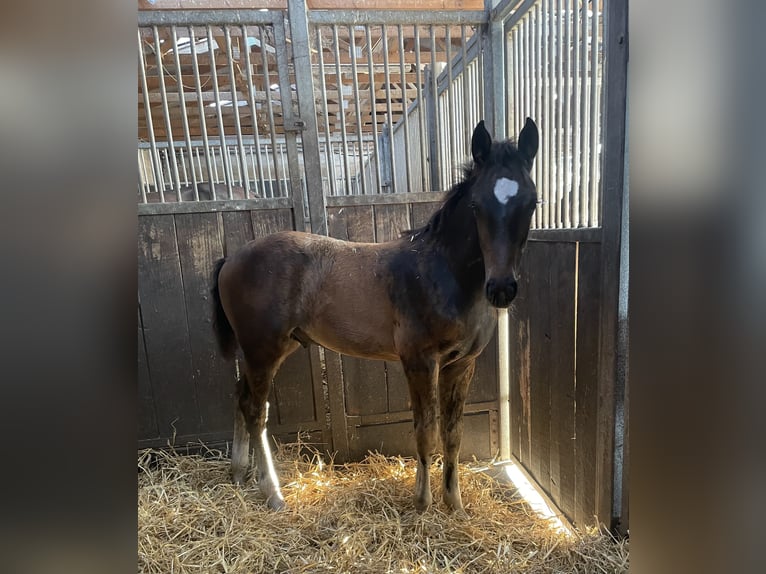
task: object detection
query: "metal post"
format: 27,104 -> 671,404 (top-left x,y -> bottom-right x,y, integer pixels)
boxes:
287,0 -> 327,234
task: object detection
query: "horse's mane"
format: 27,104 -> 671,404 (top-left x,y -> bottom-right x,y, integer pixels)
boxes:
402,139 -> 522,242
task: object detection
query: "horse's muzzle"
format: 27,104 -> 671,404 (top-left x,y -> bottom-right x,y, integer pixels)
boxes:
485,277 -> 518,308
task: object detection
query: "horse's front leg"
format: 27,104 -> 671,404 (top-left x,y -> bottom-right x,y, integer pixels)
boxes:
438,358 -> 476,512
231,375 -> 251,485
402,356 -> 439,512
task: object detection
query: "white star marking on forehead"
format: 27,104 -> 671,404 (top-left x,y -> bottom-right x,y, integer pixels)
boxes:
493,178 -> 519,205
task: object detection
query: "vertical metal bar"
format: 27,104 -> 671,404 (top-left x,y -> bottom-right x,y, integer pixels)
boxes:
316,26 -> 337,197
546,0 -> 555,228
579,0 -> 589,226
366,25 -> 383,194
381,24 -> 397,193
556,0 -> 564,227
188,26 -> 215,195
138,152 -> 149,203
349,24 -> 367,195
332,25 -> 352,195
207,25 -> 234,199
241,25 -> 267,199
414,26 -> 428,191
513,28 -> 520,139
562,0 -> 572,227
429,25 -> 441,191
225,27 -> 250,199
589,3 -> 601,226
461,25 -> 470,157
279,143 -> 287,191
398,24 -> 413,193
446,25 -> 457,187
138,30 -> 164,202
259,24 -> 280,198
541,0 -> 550,228
152,26 -> 181,197
170,26 -> 199,199
571,1 -> 581,226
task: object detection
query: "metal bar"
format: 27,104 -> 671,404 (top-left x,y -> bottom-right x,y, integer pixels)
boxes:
187,26 -> 216,194
555,0 -> 563,227
259,24 -> 280,198
225,27 -> 249,199
316,26 -> 337,197
446,25 -> 456,186
502,0 -> 540,30
462,25 -> 470,156
429,25 -> 441,191
153,26 -> 181,196
571,1 -> 580,226
579,0 -> 590,226
332,25 -> 352,195
138,30 -> 164,202
140,10 -> 279,27
414,25 -> 428,191
241,25 -> 267,199
563,0 -> 571,227
589,3 -> 601,226
170,26 -> 199,200
492,0 -> 527,22
138,155 -> 149,204
286,0 -> 323,232
543,0 -> 552,228
366,25 -> 383,194
308,11 -> 486,26
349,24 -> 367,195
534,7 -> 545,227
498,309 -> 511,460
381,25 -> 397,193
398,24 -> 413,193
207,25 -> 234,199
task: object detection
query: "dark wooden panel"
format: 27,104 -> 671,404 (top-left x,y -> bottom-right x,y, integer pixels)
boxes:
385,361 -> 411,413
175,212 -> 235,435
273,348 -> 317,426
468,330 -> 499,404
250,208 -> 295,238
374,203 -> 410,243
410,201 -> 441,229
221,210 -> 254,256
138,306 -> 158,439
341,355 -> 388,415
349,412 -> 492,461
546,242 -> 577,519
508,254 -> 533,465
575,242 -> 602,527
527,242 -> 551,495
138,215 -> 200,438
325,191 -> 445,208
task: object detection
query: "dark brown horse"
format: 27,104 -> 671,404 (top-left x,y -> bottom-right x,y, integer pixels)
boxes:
211,119 -> 539,512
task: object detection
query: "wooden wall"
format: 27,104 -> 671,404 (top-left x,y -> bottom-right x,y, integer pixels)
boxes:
506,231 -> 605,528
138,194 -> 500,464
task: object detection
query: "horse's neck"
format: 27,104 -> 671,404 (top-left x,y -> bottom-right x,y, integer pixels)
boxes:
428,200 -> 486,297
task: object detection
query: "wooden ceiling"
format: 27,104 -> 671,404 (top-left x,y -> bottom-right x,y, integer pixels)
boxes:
138,0 -> 483,143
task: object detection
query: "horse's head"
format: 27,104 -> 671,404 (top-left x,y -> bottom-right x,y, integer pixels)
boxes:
468,118 -> 538,308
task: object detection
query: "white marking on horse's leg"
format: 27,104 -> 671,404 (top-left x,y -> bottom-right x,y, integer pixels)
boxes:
231,405 -> 250,485
493,178 -> 519,205
257,426 -> 285,511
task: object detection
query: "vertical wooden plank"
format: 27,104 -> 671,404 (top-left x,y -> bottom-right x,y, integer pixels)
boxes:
324,350 -> 349,462
175,212 -> 235,435
250,208 -> 295,238
138,305 -> 158,440
546,242 -> 577,520
410,201 -> 440,230
528,242 -> 551,495
575,241 -> 602,527
138,215 -> 200,439
221,210 -> 254,256
373,203 -> 412,414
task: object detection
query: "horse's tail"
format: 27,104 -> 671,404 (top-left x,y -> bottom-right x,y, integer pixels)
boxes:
211,257 -> 237,359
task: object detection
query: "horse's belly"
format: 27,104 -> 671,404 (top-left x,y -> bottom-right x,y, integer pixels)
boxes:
305,320 -> 399,362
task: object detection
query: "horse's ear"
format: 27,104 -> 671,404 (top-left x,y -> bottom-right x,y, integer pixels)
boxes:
518,117 -> 539,168
472,120 -> 492,164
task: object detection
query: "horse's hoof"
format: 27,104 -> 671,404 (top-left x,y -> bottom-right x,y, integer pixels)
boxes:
232,472 -> 247,486
266,494 -> 286,511
414,495 -> 432,512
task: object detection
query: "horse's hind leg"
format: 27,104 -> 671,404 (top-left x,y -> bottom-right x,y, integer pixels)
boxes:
238,339 -> 299,510
402,357 -> 439,511
438,358 -> 475,513
231,375 -> 251,485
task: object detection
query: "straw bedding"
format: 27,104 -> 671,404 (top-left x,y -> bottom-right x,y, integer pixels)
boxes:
138,440 -> 628,573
